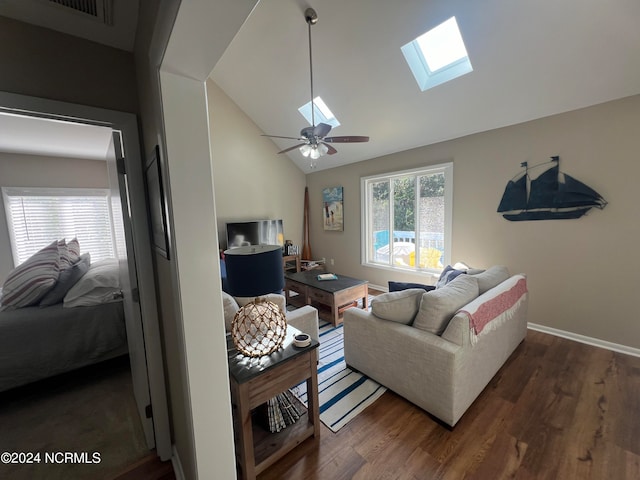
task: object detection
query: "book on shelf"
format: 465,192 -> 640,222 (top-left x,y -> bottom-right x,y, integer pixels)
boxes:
262,390 -> 304,433
301,258 -> 325,270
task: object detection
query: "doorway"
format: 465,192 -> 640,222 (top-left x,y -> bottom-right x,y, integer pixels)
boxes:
0,92 -> 171,463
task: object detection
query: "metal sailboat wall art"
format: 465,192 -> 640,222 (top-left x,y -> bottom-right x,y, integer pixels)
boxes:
497,156 -> 607,221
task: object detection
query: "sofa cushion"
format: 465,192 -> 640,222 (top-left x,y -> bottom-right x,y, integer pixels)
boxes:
471,265 -> 510,294
435,265 -> 467,288
235,293 -> 286,312
221,291 -> 239,331
370,288 -> 425,325
413,275 -> 479,335
388,281 -> 435,293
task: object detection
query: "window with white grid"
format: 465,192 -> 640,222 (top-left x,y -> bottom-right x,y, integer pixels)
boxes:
2,186 -> 124,266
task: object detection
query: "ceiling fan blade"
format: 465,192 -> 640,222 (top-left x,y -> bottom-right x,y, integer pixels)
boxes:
323,136 -> 370,143
314,122 -> 332,138
277,143 -> 307,154
262,134 -> 304,141
322,142 -> 338,155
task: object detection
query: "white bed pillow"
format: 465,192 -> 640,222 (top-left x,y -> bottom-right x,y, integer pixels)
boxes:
63,258 -> 121,308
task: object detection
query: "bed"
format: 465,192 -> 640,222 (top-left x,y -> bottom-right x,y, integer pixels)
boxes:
0,243 -> 129,392
0,301 -> 127,392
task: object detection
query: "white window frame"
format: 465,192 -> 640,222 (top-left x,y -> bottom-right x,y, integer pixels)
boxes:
2,186 -> 121,267
360,162 -> 453,274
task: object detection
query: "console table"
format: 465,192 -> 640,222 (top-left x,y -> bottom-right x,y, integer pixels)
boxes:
284,270 -> 369,326
227,327 -> 320,480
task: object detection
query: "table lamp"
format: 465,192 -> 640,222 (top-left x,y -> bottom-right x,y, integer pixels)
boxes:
224,244 -> 286,357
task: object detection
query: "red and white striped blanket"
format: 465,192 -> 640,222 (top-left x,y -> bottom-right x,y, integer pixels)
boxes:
458,276 -> 527,344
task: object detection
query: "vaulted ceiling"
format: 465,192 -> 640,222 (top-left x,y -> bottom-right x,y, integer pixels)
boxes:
211,0 -> 640,172
1,0 -> 639,172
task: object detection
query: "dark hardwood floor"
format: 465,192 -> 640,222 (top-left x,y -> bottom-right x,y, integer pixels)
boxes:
110,453 -> 176,480
258,329 -> 640,480
113,313 -> 640,480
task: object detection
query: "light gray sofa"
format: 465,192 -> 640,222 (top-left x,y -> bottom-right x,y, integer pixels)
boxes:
221,291 -> 320,352
344,267 -> 528,427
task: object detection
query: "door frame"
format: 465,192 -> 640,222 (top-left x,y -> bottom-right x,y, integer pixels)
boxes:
0,90 -> 172,460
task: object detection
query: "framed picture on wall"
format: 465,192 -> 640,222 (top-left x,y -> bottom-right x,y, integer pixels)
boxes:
145,145 -> 170,259
322,186 -> 344,231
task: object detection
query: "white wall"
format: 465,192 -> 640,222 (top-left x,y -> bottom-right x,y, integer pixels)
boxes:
207,80 -> 306,250
0,152 -> 108,282
307,95 -> 640,350
157,1 -> 260,477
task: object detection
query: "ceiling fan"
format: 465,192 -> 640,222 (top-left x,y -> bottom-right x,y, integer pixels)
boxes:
262,8 -> 370,168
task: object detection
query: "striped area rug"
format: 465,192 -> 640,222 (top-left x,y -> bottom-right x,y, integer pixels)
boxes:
293,320 -> 387,432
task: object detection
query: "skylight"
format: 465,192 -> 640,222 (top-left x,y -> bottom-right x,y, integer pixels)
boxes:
401,16 -> 472,91
298,96 -> 341,128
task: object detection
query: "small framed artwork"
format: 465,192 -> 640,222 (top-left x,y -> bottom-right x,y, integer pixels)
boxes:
145,145 -> 170,259
322,186 -> 344,231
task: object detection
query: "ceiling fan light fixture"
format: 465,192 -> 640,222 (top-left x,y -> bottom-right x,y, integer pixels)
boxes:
299,144 -> 312,157
310,147 -> 321,160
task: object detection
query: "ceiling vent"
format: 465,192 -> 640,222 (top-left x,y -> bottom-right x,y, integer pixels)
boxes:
46,0 -> 114,26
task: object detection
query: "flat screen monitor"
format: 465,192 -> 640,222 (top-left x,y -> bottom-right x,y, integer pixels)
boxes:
226,219 -> 284,249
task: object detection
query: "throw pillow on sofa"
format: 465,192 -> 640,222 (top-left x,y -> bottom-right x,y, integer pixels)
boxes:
413,275 -> 479,335
470,265 -> 510,294
235,293 -> 286,312
371,288 -> 425,325
388,281 -> 435,292
435,265 -> 467,288
221,291 -> 239,331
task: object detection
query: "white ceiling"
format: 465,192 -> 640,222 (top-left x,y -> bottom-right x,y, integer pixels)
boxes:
1,0 -> 639,171
0,0 -> 136,160
211,0 -> 640,173
0,112 -> 113,160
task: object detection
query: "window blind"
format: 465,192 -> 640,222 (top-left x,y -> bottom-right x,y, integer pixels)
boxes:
2,187 -> 124,266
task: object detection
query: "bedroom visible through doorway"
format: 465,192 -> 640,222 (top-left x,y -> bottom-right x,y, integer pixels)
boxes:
0,91 -> 171,465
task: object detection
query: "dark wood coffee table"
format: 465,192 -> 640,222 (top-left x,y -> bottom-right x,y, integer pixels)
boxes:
284,270 -> 369,326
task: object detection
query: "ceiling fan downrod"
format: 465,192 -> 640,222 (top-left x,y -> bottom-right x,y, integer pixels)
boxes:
305,8 -> 318,128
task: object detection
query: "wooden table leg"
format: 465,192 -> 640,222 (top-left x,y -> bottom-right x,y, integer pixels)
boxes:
332,299 -> 339,327
362,284 -> 369,310
307,351 -> 321,439
234,382 -> 255,480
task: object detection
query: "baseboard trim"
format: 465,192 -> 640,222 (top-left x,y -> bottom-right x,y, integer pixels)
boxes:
368,283 -> 387,293
171,445 -> 186,480
527,323 -> 640,358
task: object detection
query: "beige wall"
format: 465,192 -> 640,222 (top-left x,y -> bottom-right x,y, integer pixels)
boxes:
0,16 -> 138,113
0,153 -> 108,282
207,80 -> 306,250
134,1 -> 198,477
307,95 -> 640,349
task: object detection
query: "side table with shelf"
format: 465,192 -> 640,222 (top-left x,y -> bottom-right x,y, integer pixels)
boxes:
227,327 -> 320,480
282,254 -> 301,273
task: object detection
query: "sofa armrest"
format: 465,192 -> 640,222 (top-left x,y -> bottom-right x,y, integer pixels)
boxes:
286,305 -> 319,343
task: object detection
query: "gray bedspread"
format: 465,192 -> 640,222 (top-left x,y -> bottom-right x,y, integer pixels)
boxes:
0,302 -> 128,392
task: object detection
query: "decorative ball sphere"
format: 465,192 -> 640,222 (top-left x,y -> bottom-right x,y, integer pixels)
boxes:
231,298 -> 287,357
